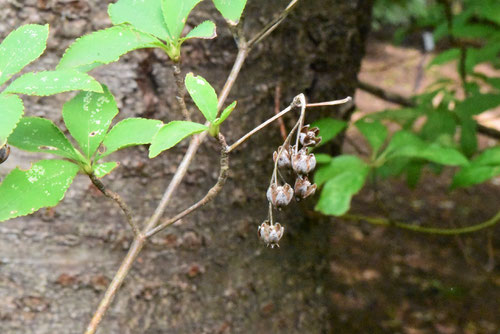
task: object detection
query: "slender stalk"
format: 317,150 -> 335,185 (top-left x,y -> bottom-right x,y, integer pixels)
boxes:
294,94 -> 306,152
172,63 -> 191,120
145,134 -> 229,238
247,0 -> 300,48
306,96 -> 352,108
342,211 -> 500,235
88,173 -> 141,237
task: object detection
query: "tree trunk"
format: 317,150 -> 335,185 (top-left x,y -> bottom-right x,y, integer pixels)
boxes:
0,1 -> 372,333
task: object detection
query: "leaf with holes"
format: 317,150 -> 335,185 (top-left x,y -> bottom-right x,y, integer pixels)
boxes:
62,86 -> 119,159
0,24 -> 49,85
109,0 -> 171,41
0,94 -> 24,143
212,0 -> 247,25
98,118 -> 163,159
8,117 -> 84,163
0,159 -> 79,222
185,73 -> 218,122
162,0 -> 202,41
93,161 -> 119,178
58,25 -> 165,72
4,70 -> 103,96
149,121 -> 208,158
182,21 -> 217,41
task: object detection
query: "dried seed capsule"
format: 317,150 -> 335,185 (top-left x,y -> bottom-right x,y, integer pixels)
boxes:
273,144 -> 292,168
299,125 -> 322,147
266,183 -> 294,209
294,176 -> 317,200
258,221 -> 284,248
0,145 -> 10,164
291,148 -> 316,175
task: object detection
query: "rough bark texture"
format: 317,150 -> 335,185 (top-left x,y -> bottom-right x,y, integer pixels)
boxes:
0,1 -> 372,333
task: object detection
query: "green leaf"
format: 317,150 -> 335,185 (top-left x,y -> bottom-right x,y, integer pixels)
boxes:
109,0 -> 171,41
62,86 -> 119,159
315,153 -> 332,164
452,165 -> 500,188
315,170 -> 368,216
314,155 -> 368,187
93,161 -> 119,178
98,118 -> 163,159
8,117 -> 83,162
455,93 -> 500,116
149,121 -> 208,158
57,26 -> 164,71
355,119 -> 387,154
0,159 -> 79,222
474,147 -> 500,166
0,94 -> 24,143
214,101 -> 237,125
0,24 -> 49,85
183,20 -> 217,41
384,131 -> 468,166
365,107 -> 420,129
428,48 -> 460,67
4,70 -> 103,96
212,0 -> 247,25
406,160 -> 424,188
161,0 -> 202,41
311,118 -> 347,146
420,109 -> 456,142
185,72 -> 218,122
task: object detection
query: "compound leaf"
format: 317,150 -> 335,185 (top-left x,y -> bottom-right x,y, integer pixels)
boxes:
5,70 -> 103,96
0,159 -> 79,222
0,24 -> 49,85
149,121 -> 208,158
0,94 -> 24,143
8,117 -> 83,162
58,25 -> 164,71
98,118 -> 163,159
62,86 -> 119,159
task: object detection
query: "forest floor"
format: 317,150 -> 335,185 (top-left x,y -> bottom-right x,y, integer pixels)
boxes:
329,38 -> 500,333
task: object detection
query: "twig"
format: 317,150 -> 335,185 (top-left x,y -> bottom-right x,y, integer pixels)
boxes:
247,0 -> 300,48
306,96 -> 352,108
358,80 -> 500,140
274,84 -> 287,141
342,210 -> 500,235
172,63 -> 191,120
145,134 -> 229,238
88,173 -> 141,237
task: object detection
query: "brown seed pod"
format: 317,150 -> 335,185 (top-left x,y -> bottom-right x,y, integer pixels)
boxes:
266,183 -> 294,209
0,145 -> 10,164
258,220 -> 284,248
273,144 -> 292,168
299,125 -> 322,147
291,148 -> 316,175
294,176 -> 317,200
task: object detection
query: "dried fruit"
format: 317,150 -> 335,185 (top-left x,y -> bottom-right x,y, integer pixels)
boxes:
294,176 -> 317,200
258,221 -> 284,248
291,148 -> 316,175
266,183 -> 294,209
273,144 -> 291,168
299,125 -> 322,147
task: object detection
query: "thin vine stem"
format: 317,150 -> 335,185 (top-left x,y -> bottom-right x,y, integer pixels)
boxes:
342,211 -> 500,235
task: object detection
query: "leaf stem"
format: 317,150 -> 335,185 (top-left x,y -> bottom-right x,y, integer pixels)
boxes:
88,173 -> 141,237
342,211 -> 500,235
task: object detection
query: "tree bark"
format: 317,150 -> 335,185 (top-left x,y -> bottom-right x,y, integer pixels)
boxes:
0,1 -> 373,333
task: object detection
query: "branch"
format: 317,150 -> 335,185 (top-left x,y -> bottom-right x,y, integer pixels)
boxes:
172,64 -> 191,120
357,80 -> 500,140
342,210 -> 500,235
247,0 -> 300,49
88,173 -> 141,237
145,134 -> 229,238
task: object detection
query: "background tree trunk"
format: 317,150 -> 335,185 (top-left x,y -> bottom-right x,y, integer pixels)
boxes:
0,1 -> 372,333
